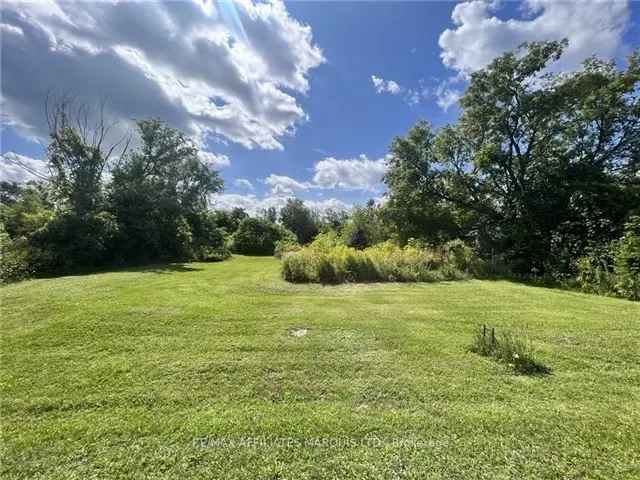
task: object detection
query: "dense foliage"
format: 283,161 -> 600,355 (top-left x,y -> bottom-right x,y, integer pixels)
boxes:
281,232 -> 477,284
231,217 -> 296,256
1,112 -> 228,282
576,216 -> 640,300
3,42 -> 639,301
279,198 -> 318,244
380,41 -> 639,298
386,42 -> 639,268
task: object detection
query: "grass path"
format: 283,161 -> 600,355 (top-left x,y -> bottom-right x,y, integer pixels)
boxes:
1,256 -> 639,479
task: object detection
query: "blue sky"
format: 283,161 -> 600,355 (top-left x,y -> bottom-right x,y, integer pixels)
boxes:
1,0 -> 639,213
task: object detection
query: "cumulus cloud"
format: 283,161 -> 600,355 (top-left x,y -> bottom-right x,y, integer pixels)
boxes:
209,192 -> 350,216
0,152 -> 48,183
439,0 -> 630,76
198,151 -> 230,169
371,75 -> 402,95
264,173 -> 311,195
262,154 -> 387,195
0,0 -> 325,150
234,178 -> 254,190
312,155 -> 388,191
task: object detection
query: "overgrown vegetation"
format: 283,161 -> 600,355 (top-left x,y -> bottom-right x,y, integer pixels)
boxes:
231,217 -> 296,256
1,101 -> 228,282
2,41 -> 639,302
380,41 -> 640,299
469,325 -> 550,375
575,216 -> 640,300
282,232 -> 476,284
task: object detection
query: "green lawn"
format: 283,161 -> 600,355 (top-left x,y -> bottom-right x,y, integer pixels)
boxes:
1,256 -> 639,479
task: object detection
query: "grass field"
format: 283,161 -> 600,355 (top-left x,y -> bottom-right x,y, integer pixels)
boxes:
1,256 -> 639,479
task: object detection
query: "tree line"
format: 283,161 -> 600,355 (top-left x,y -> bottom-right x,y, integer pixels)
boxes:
1,41 -> 639,298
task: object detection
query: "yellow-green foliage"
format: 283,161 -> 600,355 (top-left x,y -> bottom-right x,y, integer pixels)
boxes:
281,237 -> 475,284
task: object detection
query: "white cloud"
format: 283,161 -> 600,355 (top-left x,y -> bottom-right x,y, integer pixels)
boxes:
234,178 -> 254,190
434,83 -> 462,111
439,0 -> 630,76
312,155 -> 388,191
371,75 -> 403,95
262,154 -> 388,195
0,152 -> 48,183
209,192 -> 350,216
198,151 -> 230,169
371,75 -> 458,111
304,197 -> 351,213
264,174 -> 311,195
0,0 -> 324,150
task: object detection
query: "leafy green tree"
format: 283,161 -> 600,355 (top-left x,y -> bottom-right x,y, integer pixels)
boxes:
231,217 -> 294,256
383,122 -> 462,244
279,198 -> 318,244
384,41 -> 640,274
263,207 -> 278,224
614,216 -> 640,299
46,97 -> 126,217
318,208 -> 349,233
109,119 -> 223,261
212,208 -> 248,235
0,182 -> 54,238
0,181 -> 24,205
342,200 -> 389,249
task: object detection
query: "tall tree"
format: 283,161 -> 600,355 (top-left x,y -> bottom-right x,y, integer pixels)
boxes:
46,96 -> 128,217
109,119 -> 223,260
383,121 -> 462,244
279,198 -> 318,244
384,41 -> 640,273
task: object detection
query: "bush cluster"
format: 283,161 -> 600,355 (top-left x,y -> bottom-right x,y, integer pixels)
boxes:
0,117 -> 232,283
469,326 -> 550,375
231,218 -> 296,256
281,235 -> 477,284
576,216 -> 640,300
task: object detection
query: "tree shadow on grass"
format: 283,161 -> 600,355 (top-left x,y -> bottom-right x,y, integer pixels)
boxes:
477,275 -> 600,299
33,262 -> 204,280
119,263 -> 203,275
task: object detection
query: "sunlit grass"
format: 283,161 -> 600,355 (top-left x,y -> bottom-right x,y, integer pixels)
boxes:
1,256 -> 639,479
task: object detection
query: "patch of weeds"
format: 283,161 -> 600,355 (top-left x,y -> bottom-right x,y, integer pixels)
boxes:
470,325 -> 551,375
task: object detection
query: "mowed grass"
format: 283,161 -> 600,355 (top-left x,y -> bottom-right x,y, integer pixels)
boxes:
1,256 -> 639,480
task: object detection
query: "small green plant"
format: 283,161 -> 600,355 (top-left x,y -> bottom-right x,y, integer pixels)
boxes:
470,325 -> 550,375
469,325 -> 498,357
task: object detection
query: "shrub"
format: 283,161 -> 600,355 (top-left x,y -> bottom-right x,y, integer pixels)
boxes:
576,246 -> 616,295
29,211 -> 120,274
573,217 -> 640,300
280,237 -> 476,284
281,253 -> 303,282
188,212 -> 230,262
613,216 -> 640,300
0,225 -> 33,283
442,239 -> 475,272
197,246 -> 231,262
231,218 -> 294,256
317,256 -> 339,284
274,231 -> 300,259
470,325 -> 550,375
309,230 -> 342,252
